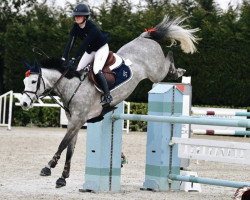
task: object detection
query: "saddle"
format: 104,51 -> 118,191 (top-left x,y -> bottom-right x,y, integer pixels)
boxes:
88,51 -> 116,88
86,52 -> 133,123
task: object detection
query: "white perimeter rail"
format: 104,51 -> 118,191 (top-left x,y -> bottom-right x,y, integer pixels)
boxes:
14,93 -> 61,108
123,101 -> 130,134
1,93 -> 60,131
172,137 -> 250,165
2,92 -> 130,131
0,91 -> 13,130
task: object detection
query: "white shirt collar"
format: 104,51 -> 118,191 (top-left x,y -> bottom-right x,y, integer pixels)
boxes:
79,23 -> 86,29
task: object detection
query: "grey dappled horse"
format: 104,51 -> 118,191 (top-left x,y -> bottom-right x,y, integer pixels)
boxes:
20,16 -> 199,188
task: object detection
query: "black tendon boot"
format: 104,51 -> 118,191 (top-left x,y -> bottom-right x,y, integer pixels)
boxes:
96,70 -> 113,106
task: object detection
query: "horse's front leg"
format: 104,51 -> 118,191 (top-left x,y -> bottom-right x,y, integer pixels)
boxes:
40,121 -> 82,178
55,133 -> 78,188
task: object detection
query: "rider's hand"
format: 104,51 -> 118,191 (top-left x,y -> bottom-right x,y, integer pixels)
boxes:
67,58 -> 75,68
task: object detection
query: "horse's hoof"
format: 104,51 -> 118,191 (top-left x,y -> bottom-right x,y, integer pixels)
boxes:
56,177 -> 66,188
40,167 -> 51,176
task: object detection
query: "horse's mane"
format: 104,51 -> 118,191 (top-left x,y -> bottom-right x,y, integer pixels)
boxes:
40,57 -> 79,79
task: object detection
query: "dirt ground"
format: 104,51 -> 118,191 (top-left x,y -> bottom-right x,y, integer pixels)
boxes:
0,127 -> 250,200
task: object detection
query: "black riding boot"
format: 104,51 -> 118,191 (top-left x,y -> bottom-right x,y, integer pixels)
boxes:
96,70 -> 113,105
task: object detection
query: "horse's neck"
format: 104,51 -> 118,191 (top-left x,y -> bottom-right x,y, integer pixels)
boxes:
42,68 -> 60,87
41,68 -> 72,99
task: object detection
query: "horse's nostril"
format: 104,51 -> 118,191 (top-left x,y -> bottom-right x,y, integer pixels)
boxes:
23,102 -> 28,107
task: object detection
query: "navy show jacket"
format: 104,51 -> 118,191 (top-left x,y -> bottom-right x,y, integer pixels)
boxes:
63,20 -> 110,59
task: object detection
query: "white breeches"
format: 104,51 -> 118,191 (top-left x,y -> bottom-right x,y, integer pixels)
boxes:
77,43 -> 109,75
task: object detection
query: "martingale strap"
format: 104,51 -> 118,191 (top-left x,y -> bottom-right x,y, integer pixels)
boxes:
41,65 -> 91,117
47,95 -> 71,114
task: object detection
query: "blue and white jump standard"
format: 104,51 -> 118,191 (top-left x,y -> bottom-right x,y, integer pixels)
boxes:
141,84 -> 183,191
82,103 -> 124,192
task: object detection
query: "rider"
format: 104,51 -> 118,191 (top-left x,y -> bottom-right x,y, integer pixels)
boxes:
62,3 -> 113,105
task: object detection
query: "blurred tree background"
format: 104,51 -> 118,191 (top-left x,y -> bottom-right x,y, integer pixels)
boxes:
0,0 -> 249,107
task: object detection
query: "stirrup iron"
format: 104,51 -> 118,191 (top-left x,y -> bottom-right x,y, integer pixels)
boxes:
101,94 -> 113,105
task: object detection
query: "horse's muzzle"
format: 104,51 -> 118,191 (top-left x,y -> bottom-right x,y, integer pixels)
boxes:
21,101 -> 32,111
22,102 -> 28,107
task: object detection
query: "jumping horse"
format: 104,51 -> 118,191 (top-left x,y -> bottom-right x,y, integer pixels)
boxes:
20,16 -> 199,188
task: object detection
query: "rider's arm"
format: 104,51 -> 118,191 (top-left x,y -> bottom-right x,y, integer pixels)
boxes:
62,25 -> 77,60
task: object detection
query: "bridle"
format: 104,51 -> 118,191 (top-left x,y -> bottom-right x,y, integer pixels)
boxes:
22,68 -> 71,113
22,65 -> 91,117
22,70 -> 45,104
22,48 -> 72,114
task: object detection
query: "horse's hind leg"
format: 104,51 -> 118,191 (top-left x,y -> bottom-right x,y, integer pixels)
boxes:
166,51 -> 186,80
55,133 -> 78,188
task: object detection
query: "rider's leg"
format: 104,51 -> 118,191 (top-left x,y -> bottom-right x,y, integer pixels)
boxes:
95,70 -> 113,105
77,51 -> 95,71
93,44 -> 109,74
93,44 -> 113,105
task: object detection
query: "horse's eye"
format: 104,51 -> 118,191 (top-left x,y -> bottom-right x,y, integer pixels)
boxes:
32,80 -> 37,84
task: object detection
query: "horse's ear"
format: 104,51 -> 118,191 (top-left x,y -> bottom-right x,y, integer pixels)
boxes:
34,59 -> 40,72
23,60 -> 32,70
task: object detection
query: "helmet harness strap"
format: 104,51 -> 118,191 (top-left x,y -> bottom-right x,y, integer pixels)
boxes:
79,17 -> 87,25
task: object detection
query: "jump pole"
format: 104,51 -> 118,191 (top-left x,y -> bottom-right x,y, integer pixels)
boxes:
112,114 -> 250,128
169,174 -> 250,188
191,129 -> 250,136
191,110 -> 250,117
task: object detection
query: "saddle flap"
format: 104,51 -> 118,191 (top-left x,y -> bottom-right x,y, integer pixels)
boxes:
105,51 -> 116,67
88,51 -> 116,89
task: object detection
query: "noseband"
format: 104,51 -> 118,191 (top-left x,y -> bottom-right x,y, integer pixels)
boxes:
22,71 -> 45,104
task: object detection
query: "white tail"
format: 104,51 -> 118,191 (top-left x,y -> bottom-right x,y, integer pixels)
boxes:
142,16 -> 200,54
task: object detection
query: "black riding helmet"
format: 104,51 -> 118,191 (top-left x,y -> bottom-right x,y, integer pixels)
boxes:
72,3 -> 90,20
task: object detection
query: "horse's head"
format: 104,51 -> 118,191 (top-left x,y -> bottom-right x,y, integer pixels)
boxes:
20,60 -> 45,110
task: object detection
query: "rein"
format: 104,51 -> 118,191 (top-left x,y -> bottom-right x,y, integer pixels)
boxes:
41,68 -> 69,97
22,68 -> 72,115
31,48 -> 72,113
23,46 -> 91,116
41,68 -> 71,114
41,65 -> 91,117
25,48 -> 77,115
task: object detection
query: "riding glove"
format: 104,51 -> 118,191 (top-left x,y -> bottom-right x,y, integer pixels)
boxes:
67,59 -> 75,68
